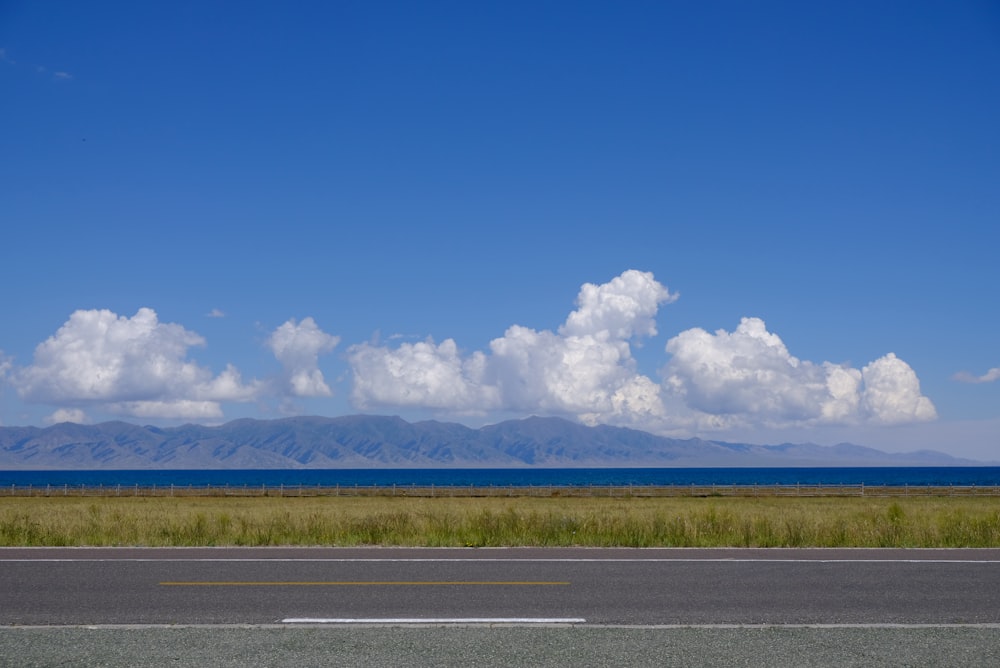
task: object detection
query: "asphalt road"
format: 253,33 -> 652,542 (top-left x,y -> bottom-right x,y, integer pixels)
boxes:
4,548 -> 1000,666
2,546 -> 1000,626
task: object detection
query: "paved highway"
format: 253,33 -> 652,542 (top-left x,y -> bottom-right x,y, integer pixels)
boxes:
2,547 -> 1000,626
3,548 -> 1000,666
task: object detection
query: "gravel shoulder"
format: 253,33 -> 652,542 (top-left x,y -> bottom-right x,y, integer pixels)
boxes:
3,626 -> 1000,668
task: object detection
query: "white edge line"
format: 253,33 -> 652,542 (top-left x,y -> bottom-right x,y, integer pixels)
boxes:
595,623 -> 1000,630
6,622 -> 999,630
281,617 -> 587,624
3,558 -> 1000,564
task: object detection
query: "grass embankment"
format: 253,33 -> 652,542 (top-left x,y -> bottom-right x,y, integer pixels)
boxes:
2,496 -> 999,547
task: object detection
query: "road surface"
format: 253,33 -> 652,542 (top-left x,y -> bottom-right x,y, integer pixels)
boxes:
2,546 -> 999,625
3,547 -> 1000,666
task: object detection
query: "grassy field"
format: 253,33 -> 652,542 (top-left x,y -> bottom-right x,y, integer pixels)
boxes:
3,495 -> 1000,547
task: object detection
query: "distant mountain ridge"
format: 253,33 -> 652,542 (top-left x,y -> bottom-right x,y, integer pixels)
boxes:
0,415 -> 983,469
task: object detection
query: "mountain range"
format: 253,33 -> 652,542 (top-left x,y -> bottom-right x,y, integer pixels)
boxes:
0,415 -> 983,469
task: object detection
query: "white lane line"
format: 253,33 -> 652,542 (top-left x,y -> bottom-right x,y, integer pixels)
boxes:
281,617 -> 587,624
4,622 -> 1000,630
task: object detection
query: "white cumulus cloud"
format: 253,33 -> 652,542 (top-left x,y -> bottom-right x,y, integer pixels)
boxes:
663,317 -> 936,428
13,308 -> 263,419
350,338 -> 496,411
267,317 -> 340,397
560,269 -> 677,339
860,353 -> 937,424
348,269 -> 677,425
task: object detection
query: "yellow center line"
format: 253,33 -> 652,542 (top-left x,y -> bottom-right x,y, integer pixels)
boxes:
160,581 -> 570,586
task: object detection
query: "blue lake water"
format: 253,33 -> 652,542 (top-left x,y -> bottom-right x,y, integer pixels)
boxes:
2,467 -> 1000,488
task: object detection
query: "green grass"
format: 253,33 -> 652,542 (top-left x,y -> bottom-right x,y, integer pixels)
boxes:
2,496 -> 999,547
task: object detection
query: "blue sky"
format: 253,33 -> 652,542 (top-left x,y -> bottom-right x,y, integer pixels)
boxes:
2,1 -> 998,459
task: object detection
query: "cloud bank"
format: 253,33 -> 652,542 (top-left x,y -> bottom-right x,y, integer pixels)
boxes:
13,308 -> 261,420
9,308 -> 339,421
348,270 -> 676,425
348,270 -> 936,431
664,318 -> 936,428
2,270 -> 937,433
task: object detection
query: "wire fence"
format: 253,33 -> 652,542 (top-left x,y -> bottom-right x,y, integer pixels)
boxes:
3,483 -> 1000,498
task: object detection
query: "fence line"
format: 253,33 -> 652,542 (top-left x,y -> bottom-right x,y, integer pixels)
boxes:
3,483 -> 999,498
